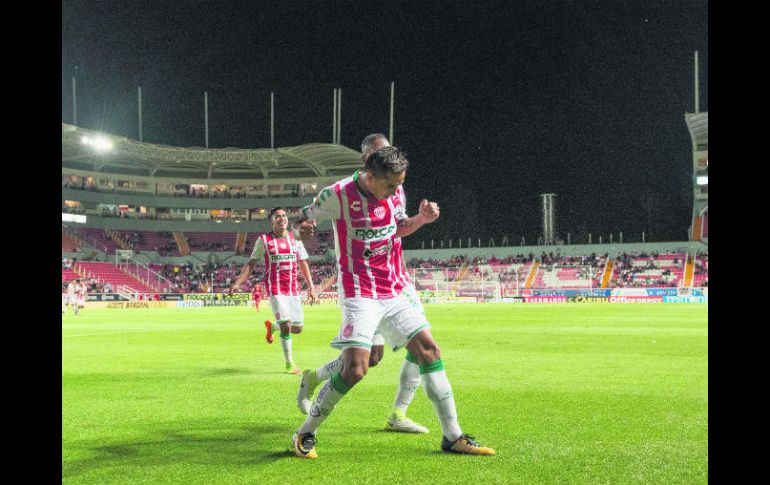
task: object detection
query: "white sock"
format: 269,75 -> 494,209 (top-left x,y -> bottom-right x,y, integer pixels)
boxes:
280,334 -> 293,364
392,359 -> 420,416
421,362 -> 462,442
314,355 -> 343,382
298,373 -> 349,435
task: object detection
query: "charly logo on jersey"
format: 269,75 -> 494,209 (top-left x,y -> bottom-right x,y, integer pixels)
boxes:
349,200 -> 362,211
363,244 -> 391,259
373,206 -> 386,219
353,224 -> 397,241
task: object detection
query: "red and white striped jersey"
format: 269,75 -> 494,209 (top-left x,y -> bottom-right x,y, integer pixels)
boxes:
301,170 -> 409,299
250,231 -> 309,296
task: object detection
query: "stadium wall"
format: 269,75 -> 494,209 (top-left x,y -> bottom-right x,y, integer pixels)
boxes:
402,241 -> 707,259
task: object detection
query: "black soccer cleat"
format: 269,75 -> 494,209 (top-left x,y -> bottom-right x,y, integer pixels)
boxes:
441,434 -> 496,455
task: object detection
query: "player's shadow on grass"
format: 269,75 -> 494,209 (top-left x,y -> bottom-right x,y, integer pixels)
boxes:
62,422 -> 298,480
206,367 -> 253,375
205,367 -> 301,376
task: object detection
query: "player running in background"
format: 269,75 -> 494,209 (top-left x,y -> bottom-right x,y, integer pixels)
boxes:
290,145 -> 495,458
231,207 -> 318,374
252,283 -> 263,313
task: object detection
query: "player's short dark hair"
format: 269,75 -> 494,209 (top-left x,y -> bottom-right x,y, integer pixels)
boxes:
361,133 -> 388,163
268,207 -> 286,219
365,146 -> 409,179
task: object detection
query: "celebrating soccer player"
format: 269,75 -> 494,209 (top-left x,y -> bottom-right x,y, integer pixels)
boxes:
289,144 -> 495,458
231,207 -> 318,374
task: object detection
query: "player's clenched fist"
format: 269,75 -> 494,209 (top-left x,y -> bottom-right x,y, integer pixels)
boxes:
419,199 -> 440,223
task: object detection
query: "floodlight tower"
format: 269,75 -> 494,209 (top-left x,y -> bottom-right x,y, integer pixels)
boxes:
685,51 -> 708,243
540,193 -> 557,245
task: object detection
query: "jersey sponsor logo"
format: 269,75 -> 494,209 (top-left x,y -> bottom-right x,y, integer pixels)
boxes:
270,253 -> 297,262
363,244 -> 390,259
373,206 -> 386,219
353,224 -> 397,241
349,200 -> 362,211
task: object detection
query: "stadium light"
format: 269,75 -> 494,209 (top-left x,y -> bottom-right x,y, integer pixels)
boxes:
81,134 -> 114,152
696,176 -> 708,186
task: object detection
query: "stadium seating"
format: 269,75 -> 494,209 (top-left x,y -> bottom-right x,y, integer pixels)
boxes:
74,262 -> 158,293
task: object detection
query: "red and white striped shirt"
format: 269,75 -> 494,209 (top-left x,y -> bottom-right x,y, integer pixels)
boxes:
250,231 -> 309,297
302,170 -> 409,299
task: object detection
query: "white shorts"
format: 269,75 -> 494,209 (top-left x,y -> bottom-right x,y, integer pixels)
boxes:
77,297 -> 85,306
332,284 -> 429,352
68,296 -> 77,305
269,294 -> 304,326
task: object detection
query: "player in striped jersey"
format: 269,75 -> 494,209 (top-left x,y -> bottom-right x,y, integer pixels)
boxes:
297,134 -> 428,434
290,145 -> 495,458
231,207 -> 318,374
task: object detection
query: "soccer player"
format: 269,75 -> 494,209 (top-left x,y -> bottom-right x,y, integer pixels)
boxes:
65,279 -> 76,315
296,134 -> 428,434
252,282 -> 263,312
231,207 -> 318,374
67,278 -> 82,316
290,145 -> 495,458
76,279 -> 86,313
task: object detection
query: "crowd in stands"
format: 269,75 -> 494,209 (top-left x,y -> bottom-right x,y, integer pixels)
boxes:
154,261 -> 337,293
61,249 -> 708,294
612,251 -> 682,287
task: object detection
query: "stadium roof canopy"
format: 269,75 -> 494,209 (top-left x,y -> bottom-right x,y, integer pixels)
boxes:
62,123 -> 364,180
685,112 -> 708,150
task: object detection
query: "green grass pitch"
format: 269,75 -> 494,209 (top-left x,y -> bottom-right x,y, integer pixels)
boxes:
62,303 -> 708,484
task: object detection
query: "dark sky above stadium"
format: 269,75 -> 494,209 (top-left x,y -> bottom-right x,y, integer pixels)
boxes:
61,0 -> 708,246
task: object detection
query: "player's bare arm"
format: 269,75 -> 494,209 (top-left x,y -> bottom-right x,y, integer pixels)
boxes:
230,260 -> 257,292
298,260 -> 318,305
395,199 -> 440,238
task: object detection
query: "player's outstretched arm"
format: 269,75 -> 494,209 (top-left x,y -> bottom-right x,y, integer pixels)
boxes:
395,199 -> 440,238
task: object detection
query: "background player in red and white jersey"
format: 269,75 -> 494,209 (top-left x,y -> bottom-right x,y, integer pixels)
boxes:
62,283 -> 68,315
231,207 -> 318,374
66,278 -> 83,316
289,145 -> 495,458
75,279 -> 86,313
251,283 -> 263,312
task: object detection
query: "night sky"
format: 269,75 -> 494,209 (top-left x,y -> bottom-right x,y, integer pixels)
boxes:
61,0 -> 708,246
